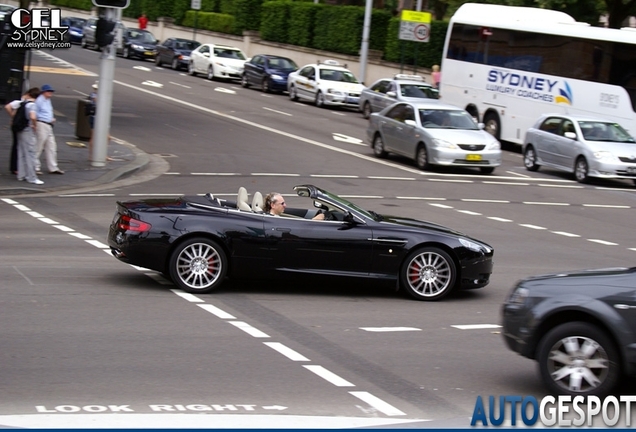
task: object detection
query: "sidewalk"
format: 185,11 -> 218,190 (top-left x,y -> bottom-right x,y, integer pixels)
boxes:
0,109 -> 151,197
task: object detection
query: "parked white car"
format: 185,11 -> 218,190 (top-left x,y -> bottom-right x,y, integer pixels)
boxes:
523,113 -> 636,184
189,44 -> 247,81
287,59 -> 364,109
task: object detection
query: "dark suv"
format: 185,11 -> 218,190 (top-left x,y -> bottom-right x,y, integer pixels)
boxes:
502,267 -> 636,397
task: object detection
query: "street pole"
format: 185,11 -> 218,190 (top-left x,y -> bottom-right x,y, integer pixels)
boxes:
91,6 -> 116,167
358,0 -> 372,85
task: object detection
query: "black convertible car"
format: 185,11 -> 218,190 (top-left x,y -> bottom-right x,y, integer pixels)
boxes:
108,185 -> 494,301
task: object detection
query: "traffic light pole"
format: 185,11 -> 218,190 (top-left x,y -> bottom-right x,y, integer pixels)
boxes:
91,6 -> 116,167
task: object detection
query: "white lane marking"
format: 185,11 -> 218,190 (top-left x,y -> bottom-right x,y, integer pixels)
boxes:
133,66 -> 152,71
15,205 -> 31,211
264,342 -> 310,361
215,87 -> 236,94
360,327 -> 421,332
487,217 -> 513,222
538,184 -> 584,189
588,239 -> 618,246
457,210 -> 482,216
506,171 -> 531,178
452,324 -> 502,330
53,225 -> 75,232
142,81 -> 163,88
583,204 -> 630,208
303,365 -> 355,387
340,195 -> 383,199
229,321 -> 270,338
251,172 -> 300,176
170,81 -> 190,88
519,224 -> 547,230
197,303 -> 236,320
369,176 -> 416,181
523,201 -> 569,206
461,199 -> 510,203
551,231 -> 580,237
39,217 -> 59,224
60,193 -> 115,197
429,179 -> 473,183
191,172 -> 241,176
27,211 -> 44,218
263,106 -> 292,116
69,232 -> 92,239
429,203 -> 453,209
85,240 -> 109,248
483,181 -> 529,186
333,133 -> 365,145
349,392 -> 407,417
311,174 -> 359,178
145,272 -> 172,285
171,290 -> 204,303
397,196 -> 446,201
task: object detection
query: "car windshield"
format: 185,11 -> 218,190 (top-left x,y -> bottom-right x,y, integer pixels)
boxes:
316,189 -> 375,220
269,58 -> 297,71
400,84 -> 439,99
319,69 -> 359,83
419,109 -> 479,130
0,5 -> 14,12
578,121 -> 636,143
176,40 -> 199,50
214,48 -> 246,60
130,31 -> 156,44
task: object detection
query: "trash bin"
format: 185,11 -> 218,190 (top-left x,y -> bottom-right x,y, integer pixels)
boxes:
76,99 -> 92,140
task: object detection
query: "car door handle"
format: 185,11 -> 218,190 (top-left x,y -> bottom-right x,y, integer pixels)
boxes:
274,227 -> 291,232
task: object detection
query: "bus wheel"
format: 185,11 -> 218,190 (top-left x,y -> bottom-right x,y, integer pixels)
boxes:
523,146 -> 540,171
483,112 -> 501,140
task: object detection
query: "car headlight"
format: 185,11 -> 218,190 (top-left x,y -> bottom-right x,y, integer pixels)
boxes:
131,44 -> 143,50
593,151 -> 617,161
487,140 -> 501,150
70,30 -> 81,36
459,237 -> 491,253
432,138 -> 459,149
327,88 -> 344,96
271,74 -> 283,80
507,286 -> 529,305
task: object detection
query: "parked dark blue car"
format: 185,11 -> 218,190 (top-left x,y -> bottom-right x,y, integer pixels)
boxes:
155,37 -> 200,70
241,54 -> 298,93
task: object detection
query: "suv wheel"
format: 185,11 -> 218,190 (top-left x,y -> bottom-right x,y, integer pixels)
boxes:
537,322 -> 619,397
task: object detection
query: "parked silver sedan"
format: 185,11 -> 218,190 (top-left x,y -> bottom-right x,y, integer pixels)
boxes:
359,74 -> 439,119
367,101 -> 501,173
523,114 -> 636,184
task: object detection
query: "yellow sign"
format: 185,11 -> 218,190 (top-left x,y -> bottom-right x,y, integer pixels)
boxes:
400,10 -> 431,23
26,66 -> 92,76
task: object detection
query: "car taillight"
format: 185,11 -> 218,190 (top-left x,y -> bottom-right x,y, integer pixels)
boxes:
118,214 -> 151,232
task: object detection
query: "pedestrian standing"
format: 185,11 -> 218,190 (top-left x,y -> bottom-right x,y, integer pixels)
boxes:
34,84 -> 64,175
4,89 -> 34,174
138,12 -> 148,29
15,87 -> 43,185
431,65 -> 441,90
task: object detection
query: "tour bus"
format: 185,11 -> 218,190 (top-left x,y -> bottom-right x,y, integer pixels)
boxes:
440,3 -> 636,145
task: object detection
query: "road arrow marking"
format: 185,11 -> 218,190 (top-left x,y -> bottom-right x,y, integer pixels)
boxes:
332,133 -> 365,146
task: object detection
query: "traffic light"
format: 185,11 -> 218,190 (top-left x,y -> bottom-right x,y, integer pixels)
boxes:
95,18 -> 116,47
92,0 -> 130,7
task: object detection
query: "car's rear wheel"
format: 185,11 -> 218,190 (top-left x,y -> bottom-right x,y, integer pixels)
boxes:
483,112 -> 501,141
315,91 -> 325,108
574,157 -> 589,183
207,65 -> 215,80
188,62 -> 197,76
289,85 -> 298,101
415,144 -> 430,170
524,145 -> 540,171
171,58 -> 179,70
537,322 -> 619,397
400,247 -> 456,301
81,37 -> 87,49
362,102 -> 372,119
372,134 -> 387,158
169,237 -> 227,294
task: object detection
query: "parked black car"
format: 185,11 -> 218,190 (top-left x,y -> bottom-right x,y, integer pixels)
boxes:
108,185 -> 494,300
117,28 -> 157,60
241,54 -> 298,93
502,267 -> 636,397
155,37 -> 200,70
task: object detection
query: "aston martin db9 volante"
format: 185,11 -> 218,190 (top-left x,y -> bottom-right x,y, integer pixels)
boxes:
108,185 -> 494,301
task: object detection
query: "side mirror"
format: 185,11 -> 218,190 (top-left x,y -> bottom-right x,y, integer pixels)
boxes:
386,91 -> 397,98
564,131 -> 577,140
478,122 -> 485,129
405,119 -> 417,127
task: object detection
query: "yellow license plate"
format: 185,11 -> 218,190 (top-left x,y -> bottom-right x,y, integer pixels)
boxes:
466,154 -> 482,161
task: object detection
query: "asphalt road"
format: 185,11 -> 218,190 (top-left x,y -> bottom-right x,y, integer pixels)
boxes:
1,46 -> 636,428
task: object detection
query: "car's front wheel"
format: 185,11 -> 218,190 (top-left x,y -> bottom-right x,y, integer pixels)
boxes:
81,37 -> 87,49
372,134 -> 387,158
289,85 -> 298,101
362,102 -> 372,119
262,77 -> 271,93
207,65 -> 215,81
123,46 -> 130,58
400,247 -> 456,301
169,237 -> 228,294
415,144 -> 430,170
524,145 -> 540,171
171,58 -> 179,70
155,55 -> 162,66
537,322 -> 619,397
315,91 -> 325,108
574,157 -> 589,183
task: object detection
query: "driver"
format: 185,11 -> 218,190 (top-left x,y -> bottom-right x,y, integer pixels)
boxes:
264,192 -> 325,220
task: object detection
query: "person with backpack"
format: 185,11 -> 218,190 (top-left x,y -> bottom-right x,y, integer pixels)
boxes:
3,89 -> 32,175
7,87 -> 43,184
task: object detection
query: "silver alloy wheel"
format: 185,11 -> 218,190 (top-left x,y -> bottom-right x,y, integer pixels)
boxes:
174,241 -> 224,291
373,134 -> 387,158
524,146 -> 539,171
262,77 -> 270,92
289,85 -> 298,101
123,47 -> 130,58
362,102 -> 372,119
315,91 -> 325,107
416,145 -> 429,170
207,65 -> 214,80
575,157 -> 589,183
403,249 -> 454,300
